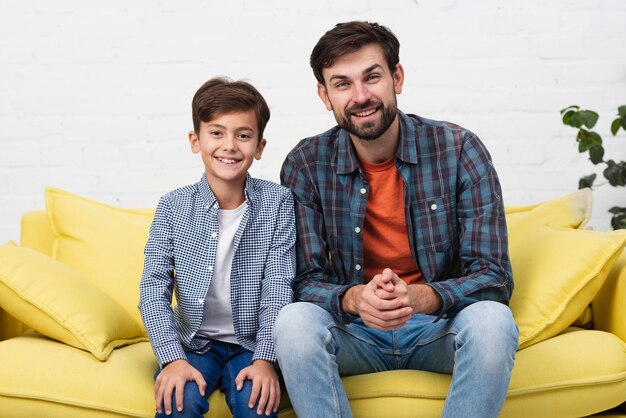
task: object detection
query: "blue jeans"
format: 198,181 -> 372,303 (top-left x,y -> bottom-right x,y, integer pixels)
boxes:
154,340 -> 278,418
273,301 -> 518,418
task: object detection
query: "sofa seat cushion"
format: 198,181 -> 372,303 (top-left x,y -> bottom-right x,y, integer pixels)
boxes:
0,333 -> 157,418
1,329 -> 624,418
0,332 -> 288,418
342,329 -> 626,418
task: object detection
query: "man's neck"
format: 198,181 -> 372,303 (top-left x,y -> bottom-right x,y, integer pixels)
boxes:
349,116 -> 400,164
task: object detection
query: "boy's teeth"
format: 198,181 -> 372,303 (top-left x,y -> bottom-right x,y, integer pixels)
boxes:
219,158 -> 236,164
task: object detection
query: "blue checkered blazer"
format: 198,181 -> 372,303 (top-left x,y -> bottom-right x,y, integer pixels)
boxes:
139,174 -> 295,367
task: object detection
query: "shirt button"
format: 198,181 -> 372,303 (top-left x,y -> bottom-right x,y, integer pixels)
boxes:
197,298 -> 204,304
360,188 -> 367,194
355,227 -> 361,233
205,204 -> 210,210
211,232 -> 217,238
431,204 -> 438,210
355,264 -> 362,271
213,203 -> 218,210
208,265 -> 214,272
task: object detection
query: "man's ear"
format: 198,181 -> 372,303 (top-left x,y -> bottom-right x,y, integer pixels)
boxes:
393,63 -> 405,95
317,83 -> 333,111
255,138 -> 267,160
189,131 -> 200,154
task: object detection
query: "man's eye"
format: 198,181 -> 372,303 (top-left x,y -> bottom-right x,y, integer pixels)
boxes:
335,81 -> 348,88
366,74 -> 380,82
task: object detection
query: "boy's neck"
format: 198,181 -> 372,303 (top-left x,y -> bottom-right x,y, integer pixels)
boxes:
205,174 -> 247,210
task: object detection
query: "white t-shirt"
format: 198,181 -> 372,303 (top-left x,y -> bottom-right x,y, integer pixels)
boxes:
197,202 -> 246,344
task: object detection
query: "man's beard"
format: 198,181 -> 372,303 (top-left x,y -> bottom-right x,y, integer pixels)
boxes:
335,98 -> 398,141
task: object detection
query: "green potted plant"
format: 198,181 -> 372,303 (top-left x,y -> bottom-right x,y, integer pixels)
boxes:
560,105 -> 626,230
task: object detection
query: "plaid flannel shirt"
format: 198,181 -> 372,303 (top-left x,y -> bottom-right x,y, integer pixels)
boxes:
139,174 -> 295,367
280,111 -> 513,323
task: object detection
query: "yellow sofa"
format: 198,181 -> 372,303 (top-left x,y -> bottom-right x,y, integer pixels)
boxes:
0,187 -> 625,418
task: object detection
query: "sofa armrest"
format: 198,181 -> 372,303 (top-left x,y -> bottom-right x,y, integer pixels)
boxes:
592,249 -> 626,342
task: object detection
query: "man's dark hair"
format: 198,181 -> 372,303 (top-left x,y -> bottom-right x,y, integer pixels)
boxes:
310,21 -> 400,85
191,77 -> 270,139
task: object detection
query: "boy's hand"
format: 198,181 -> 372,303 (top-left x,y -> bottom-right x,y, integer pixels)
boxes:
155,359 -> 207,415
235,359 -> 280,416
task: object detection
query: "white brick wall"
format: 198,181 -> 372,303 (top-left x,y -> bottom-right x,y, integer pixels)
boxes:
1,0 -> 625,242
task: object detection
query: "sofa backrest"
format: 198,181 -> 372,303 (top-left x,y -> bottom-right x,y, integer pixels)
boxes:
10,208 -> 626,345
21,210 -> 55,256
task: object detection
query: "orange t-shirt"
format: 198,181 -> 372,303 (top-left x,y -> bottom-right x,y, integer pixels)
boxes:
360,157 -> 424,284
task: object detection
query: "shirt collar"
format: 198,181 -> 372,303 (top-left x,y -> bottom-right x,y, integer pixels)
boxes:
336,110 -> 418,175
197,173 -> 257,209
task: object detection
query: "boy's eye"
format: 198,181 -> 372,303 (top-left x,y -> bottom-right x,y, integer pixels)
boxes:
238,133 -> 252,140
210,130 -> 222,136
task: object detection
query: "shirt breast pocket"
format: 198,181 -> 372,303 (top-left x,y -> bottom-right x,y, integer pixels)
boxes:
412,195 -> 456,252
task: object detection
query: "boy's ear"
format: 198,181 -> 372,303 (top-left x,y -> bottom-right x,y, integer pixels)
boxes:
255,138 -> 267,160
317,83 -> 333,111
188,131 -> 200,153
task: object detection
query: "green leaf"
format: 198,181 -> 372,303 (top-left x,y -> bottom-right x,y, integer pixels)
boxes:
580,110 -> 599,129
578,174 -> 596,189
609,207 -> 626,230
603,160 -> 626,187
622,116 -> 626,130
576,130 -> 603,154
618,105 -> 626,118
589,144 -> 604,164
562,110 -> 579,127
560,105 -> 580,114
611,118 -> 622,135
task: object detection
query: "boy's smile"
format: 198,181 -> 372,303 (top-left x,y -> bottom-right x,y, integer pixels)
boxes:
189,110 -> 266,207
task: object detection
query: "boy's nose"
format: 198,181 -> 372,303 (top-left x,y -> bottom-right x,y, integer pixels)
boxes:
222,135 -> 237,150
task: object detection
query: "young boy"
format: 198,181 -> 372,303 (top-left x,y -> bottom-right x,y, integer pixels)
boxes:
139,77 -> 295,418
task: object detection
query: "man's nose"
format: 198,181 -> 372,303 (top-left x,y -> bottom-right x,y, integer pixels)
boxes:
352,82 -> 372,105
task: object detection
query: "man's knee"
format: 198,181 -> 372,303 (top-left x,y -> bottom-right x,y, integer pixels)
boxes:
273,302 -> 333,358
275,302 -> 327,338
458,301 -> 518,351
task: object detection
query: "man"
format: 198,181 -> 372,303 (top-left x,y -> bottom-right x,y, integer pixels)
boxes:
274,21 -> 518,418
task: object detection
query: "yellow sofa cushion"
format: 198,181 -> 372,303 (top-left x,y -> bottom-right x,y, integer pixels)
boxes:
506,190 -> 626,348
0,244 -> 146,361
45,187 -> 154,329
505,188 -> 592,226
0,329 -> 624,418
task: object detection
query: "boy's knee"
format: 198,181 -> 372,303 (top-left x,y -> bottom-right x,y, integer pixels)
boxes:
156,383 -> 208,418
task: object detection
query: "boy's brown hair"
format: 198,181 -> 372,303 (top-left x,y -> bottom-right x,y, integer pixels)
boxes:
310,21 -> 400,85
191,77 -> 270,139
